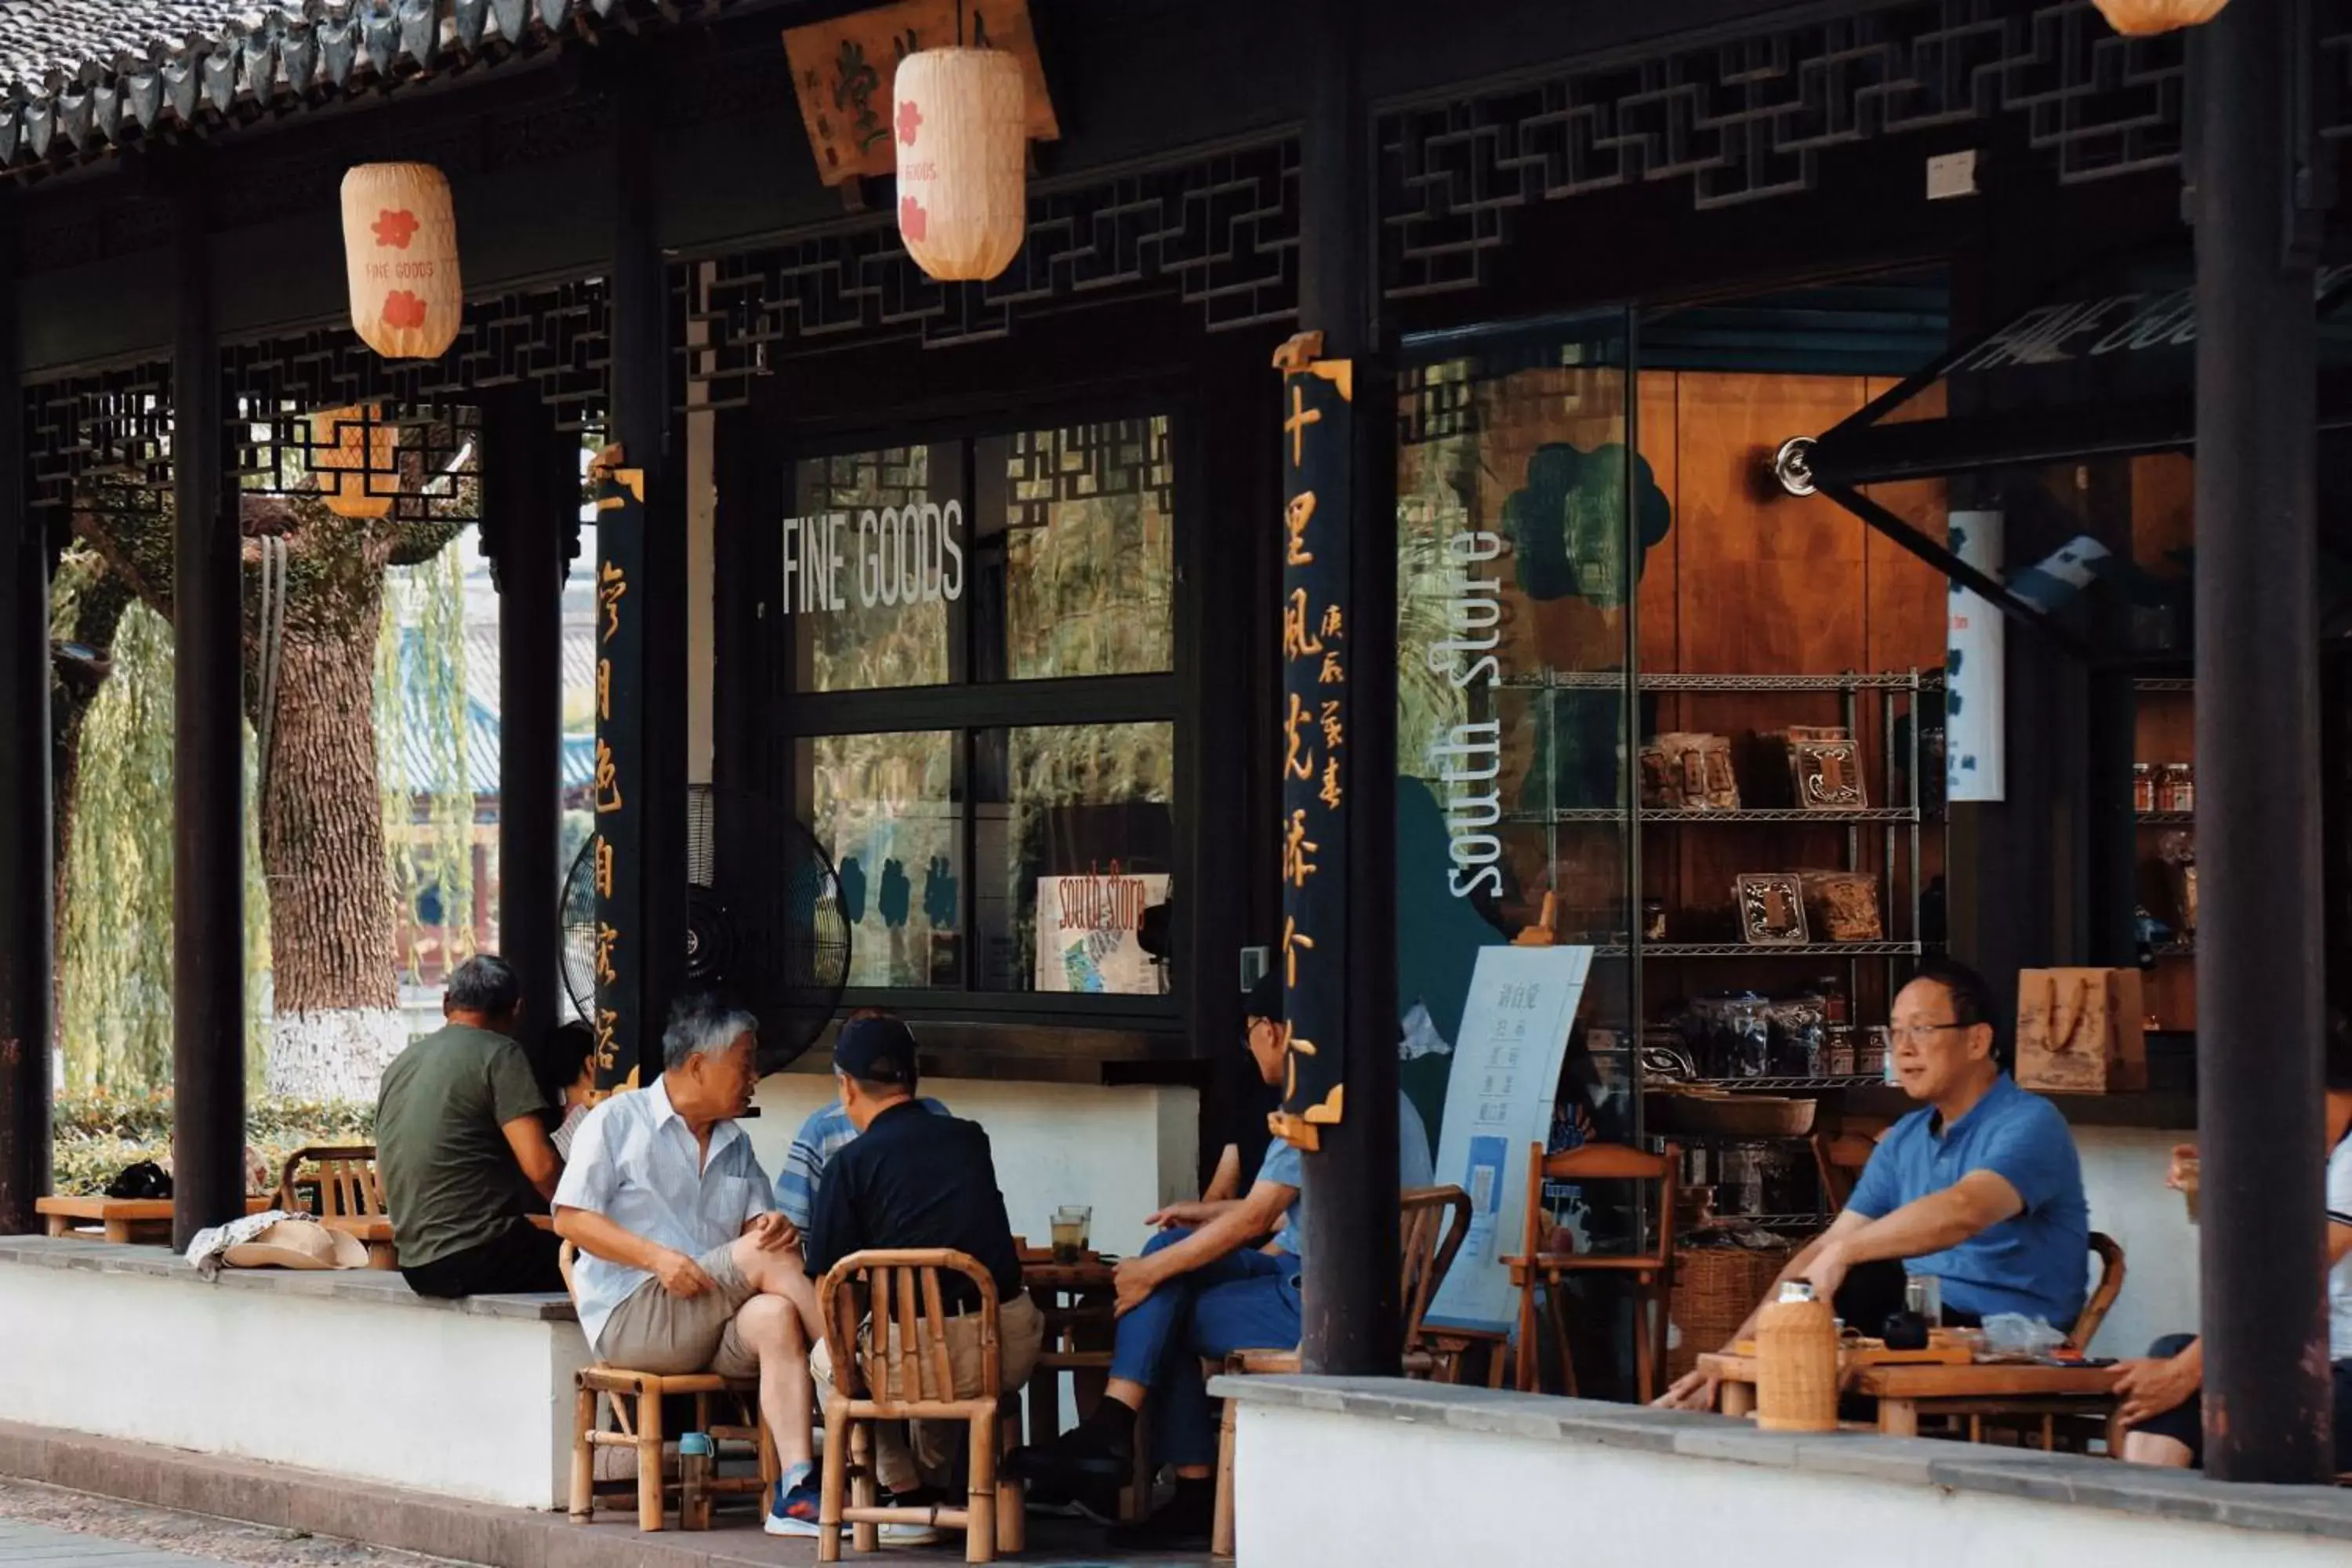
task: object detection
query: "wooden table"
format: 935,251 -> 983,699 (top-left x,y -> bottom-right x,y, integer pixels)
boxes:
1697,1350 -> 2122,1439
38,1195 -> 270,1244
1021,1250 -> 1150,1521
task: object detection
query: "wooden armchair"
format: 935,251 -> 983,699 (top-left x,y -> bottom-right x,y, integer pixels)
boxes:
557,1242 -> 776,1532
815,1248 -> 1023,1565
275,1145 -> 395,1269
1503,1141 -> 1681,1402
274,1144 -> 383,1219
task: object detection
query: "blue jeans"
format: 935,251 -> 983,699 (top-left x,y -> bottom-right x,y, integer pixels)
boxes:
1107,1229 -> 1301,1468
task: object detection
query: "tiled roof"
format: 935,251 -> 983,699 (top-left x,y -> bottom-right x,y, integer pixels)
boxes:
0,1 -> 728,175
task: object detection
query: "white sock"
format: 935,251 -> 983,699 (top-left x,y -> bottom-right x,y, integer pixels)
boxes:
779,1459 -> 815,1495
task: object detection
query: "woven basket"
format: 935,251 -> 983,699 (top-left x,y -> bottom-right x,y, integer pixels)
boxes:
1667,1238 -> 1794,1383
1755,1290 -> 1839,1432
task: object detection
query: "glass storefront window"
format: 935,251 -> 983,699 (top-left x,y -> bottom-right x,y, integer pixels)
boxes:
975,721 -> 1175,993
976,418 -> 1175,681
797,729 -> 963,989
783,414 -> 1180,1007
787,445 -> 964,693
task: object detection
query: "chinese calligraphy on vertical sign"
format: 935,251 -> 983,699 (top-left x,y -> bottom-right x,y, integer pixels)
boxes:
591,444 -> 644,1094
1269,336 -> 1355,1152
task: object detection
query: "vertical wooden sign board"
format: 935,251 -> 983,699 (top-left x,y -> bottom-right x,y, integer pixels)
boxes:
591,447 -> 648,1094
1272,340 -> 1354,1150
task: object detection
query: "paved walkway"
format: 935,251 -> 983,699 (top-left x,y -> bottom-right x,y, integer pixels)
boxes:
0,1518 -> 210,1563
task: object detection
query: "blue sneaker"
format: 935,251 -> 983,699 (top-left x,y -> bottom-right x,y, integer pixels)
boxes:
765,1477 -> 831,1538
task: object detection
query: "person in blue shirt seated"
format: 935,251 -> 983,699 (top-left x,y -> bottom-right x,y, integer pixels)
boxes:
773,1008 -> 951,1232
1658,960 -> 2089,1411
1006,973 -> 1432,1547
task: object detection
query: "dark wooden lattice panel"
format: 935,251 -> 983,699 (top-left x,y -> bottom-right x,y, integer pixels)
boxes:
1004,417 -> 1175,531
684,141 -> 1299,408
220,278 -> 610,434
26,364 -> 175,524
228,398 -> 485,528
1380,0 -> 2210,301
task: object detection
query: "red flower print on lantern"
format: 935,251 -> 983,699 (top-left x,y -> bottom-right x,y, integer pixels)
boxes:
899,196 -> 928,243
372,208 -> 419,249
381,290 -> 429,332
895,98 -> 922,147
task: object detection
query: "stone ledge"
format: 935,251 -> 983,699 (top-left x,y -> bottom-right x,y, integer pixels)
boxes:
1211,1374 -> 2352,1544
0,1236 -> 575,1323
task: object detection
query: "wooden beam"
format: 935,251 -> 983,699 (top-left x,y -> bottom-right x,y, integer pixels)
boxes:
170,166 -> 248,1252
0,194 -> 53,1235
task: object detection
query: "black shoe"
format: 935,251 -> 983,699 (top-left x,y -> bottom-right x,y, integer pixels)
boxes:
1006,1421 -> 1132,1486
1109,1482 -> 1214,1549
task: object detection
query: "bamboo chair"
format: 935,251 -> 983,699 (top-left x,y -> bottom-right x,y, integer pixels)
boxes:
557,1242 -> 777,1532
1209,1185 -> 1473,1558
1503,1141 -> 1682,1402
274,1145 -> 383,1221
815,1248 -> 1024,1565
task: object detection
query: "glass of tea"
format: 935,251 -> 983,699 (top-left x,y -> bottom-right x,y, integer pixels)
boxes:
1051,1205 -> 1092,1263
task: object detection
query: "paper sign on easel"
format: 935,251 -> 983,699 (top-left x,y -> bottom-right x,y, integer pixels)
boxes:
1425,944 -> 1593,1334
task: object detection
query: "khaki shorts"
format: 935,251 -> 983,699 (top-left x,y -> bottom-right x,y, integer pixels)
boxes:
812,1290 -> 1046,1492
594,1243 -> 760,1377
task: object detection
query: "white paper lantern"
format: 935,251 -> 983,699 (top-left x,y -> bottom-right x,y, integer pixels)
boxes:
313,405 -> 398,521
893,48 -> 1027,283
340,163 -> 462,360
2091,0 -> 2230,34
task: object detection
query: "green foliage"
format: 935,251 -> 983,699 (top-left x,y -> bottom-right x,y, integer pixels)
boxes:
56,599 -> 274,1093
49,1089 -> 374,1198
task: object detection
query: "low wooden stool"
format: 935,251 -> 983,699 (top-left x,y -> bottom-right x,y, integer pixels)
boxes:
570,1365 -> 778,1531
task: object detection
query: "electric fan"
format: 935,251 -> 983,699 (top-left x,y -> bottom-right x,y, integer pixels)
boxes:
560,783 -> 852,1073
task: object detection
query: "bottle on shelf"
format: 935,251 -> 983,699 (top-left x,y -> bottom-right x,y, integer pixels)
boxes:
2132,763 -> 2155,815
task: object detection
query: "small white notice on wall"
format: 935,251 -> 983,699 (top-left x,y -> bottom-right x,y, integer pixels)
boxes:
1947,509 -> 2006,803
1034,872 -> 1169,995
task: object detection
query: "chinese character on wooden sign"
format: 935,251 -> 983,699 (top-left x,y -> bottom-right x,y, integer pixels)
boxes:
1268,332 -> 1354,1152
782,0 -> 1061,187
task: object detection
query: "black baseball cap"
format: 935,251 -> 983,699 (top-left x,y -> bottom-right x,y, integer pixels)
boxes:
1244,967 -> 1283,1025
834,1014 -> 918,1087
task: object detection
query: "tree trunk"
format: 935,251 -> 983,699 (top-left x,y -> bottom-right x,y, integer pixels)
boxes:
253,532 -> 404,1102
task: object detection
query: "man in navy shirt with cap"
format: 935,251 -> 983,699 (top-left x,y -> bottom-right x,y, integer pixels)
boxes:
793,1013 -> 1042,1545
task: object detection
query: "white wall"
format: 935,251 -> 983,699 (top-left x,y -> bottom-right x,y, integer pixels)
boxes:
0,1266 -> 587,1510
2077,1124 -> 2198,1358
750,1075 -> 1200,1257
1235,1403 -> 2344,1568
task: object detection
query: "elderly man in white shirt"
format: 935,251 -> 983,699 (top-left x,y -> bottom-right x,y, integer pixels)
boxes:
554,995 -> 829,1537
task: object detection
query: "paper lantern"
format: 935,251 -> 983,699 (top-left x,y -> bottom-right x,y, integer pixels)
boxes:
313,405 -> 399,520
893,48 -> 1027,282
2090,0 -> 2230,34
340,163 -> 462,360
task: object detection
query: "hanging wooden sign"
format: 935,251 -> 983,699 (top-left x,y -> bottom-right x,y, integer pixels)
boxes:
1270,332 -> 1354,1152
782,0 -> 1057,188
340,163 -> 462,360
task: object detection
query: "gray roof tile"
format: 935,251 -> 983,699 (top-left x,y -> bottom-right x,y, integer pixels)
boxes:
0,2 -> 725,172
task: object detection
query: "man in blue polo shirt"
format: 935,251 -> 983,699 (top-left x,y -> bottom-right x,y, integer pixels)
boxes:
1660,960 -> 2088,1410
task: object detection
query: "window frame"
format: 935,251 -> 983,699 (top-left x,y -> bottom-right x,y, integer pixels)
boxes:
765,390 -> 1192,1025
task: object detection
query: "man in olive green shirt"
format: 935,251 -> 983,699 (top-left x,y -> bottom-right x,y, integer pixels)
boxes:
376,955 -> 565,1297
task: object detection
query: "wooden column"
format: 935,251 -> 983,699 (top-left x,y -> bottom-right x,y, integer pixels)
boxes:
2190,0 -> 2331,1484
1290,0 -> 1401,1377
171,176 -> 246,1250
486,384 -> 568,1036
0,203 -> 51,1235
590,84 -> 688,1087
